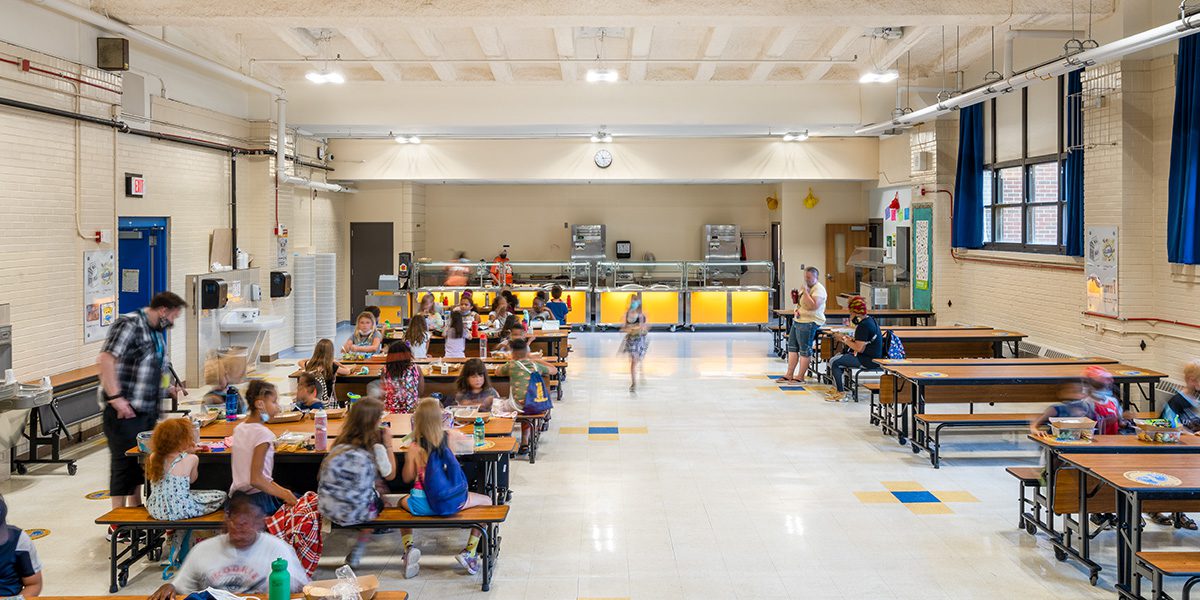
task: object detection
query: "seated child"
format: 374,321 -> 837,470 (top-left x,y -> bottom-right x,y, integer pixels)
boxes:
496,339 -> 558,455
453,359 -> 499,412
1150,359 -> 1200,529
292,372 -> 324,412
146,418 -> 226,520
231,381 -> 298,516
1030,367 -> 1131,437
0,496 -> 42,598
405,316 -> 431,360
299,339 -> 352,407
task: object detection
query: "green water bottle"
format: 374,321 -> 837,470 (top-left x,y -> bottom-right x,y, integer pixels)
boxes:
268,557 -> 290,600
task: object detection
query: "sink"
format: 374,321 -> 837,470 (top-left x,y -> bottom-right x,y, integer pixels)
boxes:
220,315 -> 286,332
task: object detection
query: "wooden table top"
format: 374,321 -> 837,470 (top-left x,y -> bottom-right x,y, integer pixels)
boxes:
877,356 -> 1119,367
198,413 -> 514,439
822,325 -> 991,333
773,308 -> 935,318
1030,433 -> 1200,452
132,434 -> 518,458
23,365 -> 100,391
1059,453 -> 1200,491
885,363 -> 1166,384
293,362 -> 563,382
891,329 -> 1026,341
386,330 -> 572,340
40,594 -> 408,600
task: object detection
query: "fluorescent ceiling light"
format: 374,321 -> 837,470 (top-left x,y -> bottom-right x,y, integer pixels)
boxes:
305,70 -> 345,84
394,135 -> 421,144
859,69 -> 899,84
585,68 -> 619,83
782,130 -> 809,142
590,132 -> 612,143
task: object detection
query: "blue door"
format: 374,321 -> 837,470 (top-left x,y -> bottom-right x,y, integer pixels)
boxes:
118,217 -> 168,313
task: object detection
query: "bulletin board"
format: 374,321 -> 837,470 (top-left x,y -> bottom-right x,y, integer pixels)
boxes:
84,250 -> 117,343
911,205 -> 933,311
1085,226 -> 1118,316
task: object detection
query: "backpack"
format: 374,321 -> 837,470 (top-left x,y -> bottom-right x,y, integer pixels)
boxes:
317,446 -> 379,526
517,361 -> 554,414
423,439 -> 469,516
885,331 -> 907,360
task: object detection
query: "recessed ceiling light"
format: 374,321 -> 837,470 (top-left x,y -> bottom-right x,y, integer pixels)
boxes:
782,130 -> 810,142
585,68 -> 619,83
859,69 -> 899,84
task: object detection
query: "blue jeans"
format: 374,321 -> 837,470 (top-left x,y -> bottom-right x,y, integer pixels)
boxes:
830,353 -> 864,392
787,321 -> 818,356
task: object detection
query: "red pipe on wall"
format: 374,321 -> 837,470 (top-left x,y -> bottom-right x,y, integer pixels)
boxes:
0,55 -> 122,95
1084,311 -> 1200,331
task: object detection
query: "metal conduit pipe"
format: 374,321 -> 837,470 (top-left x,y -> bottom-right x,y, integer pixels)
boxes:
1004,30 -> 1085,77
857,16 -> 1200,136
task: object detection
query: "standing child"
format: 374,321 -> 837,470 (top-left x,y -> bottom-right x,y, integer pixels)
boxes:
405,317 -> 431,360
1030,367 -> 1131,437
496,339 -> 558,455
230,381 -> 298,517
379,341 -> 424,414
146,418 -> 226,520
453,359 -> 499,412
342,312 -> 384,356
444,311 -> 469,359
619,296 -> 649,392
299,339 -> 352,407
317,398 -> 409,570
546,285 -> 570,323
400,398 -> 494,576
292,372 -> 324,412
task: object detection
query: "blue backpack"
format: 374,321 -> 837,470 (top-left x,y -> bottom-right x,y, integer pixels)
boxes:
885,331 -> 907,360
422,440 -> 468,516
518,361 -> 554,414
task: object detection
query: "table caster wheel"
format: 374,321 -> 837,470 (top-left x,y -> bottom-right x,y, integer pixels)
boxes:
14,464 -> 26,475
118,570 -> 128,587
67,463 -> 77,476
669,325 -> 677,332
1024,521 -> 1036,535
149,544 -> 163,562
1089,572 -> 1099,586
870,418 -> 879,426
911,445 -> 921,454
898,436 -> 908,446
1054,546 -> 1067,562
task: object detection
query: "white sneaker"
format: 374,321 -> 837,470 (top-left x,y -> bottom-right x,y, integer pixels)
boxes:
401,546 -> 421,579
456,551 -> 481,575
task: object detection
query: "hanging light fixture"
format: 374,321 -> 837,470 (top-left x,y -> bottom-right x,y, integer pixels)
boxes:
585,29 -> 619,83
589,128 -> 613,143
859,69 -> 899,83
782,130 -> 810,141
304,33 -> 345,84
394,135 -> 421,144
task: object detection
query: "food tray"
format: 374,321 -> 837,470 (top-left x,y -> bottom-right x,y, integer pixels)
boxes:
1135,419 -> 1184,444
1049,417 -> 1096,442
268,412 -> 304,424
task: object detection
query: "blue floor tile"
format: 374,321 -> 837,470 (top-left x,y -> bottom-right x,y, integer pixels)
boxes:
892,491 -> 940,504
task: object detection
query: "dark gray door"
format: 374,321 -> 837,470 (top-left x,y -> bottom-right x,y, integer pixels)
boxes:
350,222 -> 393,320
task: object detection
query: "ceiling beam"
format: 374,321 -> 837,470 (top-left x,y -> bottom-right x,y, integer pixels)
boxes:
805,28 -> 862,81
340,28 -> 402,81
749,26 -> 797,81
407,28 -> 457,81
554,27 -> 576,82
628,26 -> 653,82
473,26 -> 512,82
695,26 -> 733,81
274,27 -> 320,57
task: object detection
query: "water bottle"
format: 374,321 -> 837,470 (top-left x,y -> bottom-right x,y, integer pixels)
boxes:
191,418 -> 201,444
314,409 -> 328,452
267,557 -> 290,600
225,385 -> 239,421
474,416 -> 485,447
479,334 -> 488,358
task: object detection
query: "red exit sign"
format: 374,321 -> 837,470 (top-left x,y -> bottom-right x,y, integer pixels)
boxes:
125,173 -> 145,197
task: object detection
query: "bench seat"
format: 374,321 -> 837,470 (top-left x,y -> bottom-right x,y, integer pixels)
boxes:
914,413 -> 1041,468
513,411 -> 549,463
1136,552 -> 1200,599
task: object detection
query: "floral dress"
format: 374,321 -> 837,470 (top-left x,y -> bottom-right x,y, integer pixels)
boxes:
381,365 -> 421,414
147,453 -> 226,521
619,311 -> 649,360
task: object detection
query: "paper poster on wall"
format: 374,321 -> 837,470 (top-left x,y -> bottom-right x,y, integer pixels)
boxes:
914,220 -> 930,290
1085,226 -> 1118,316
84,250 -> 117,343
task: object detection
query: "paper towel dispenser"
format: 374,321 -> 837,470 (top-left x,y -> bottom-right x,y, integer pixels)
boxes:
199,278 -> 228,310
270,271 -> 292,298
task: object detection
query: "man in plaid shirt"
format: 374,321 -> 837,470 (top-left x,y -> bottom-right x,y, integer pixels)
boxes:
97,292 -> 186,537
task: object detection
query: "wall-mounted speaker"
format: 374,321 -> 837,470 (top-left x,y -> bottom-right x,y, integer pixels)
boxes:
97,38 -> 129,71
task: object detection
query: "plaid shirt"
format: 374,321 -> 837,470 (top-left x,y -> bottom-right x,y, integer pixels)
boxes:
266,491 -> 323,577
101,310 -> 170,414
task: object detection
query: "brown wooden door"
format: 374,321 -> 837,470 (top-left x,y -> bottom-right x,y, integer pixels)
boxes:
825,223 -> 869,299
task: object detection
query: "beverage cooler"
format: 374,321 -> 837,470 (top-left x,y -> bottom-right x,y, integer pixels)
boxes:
594,261 -> 685,331
685,261 -> 774,329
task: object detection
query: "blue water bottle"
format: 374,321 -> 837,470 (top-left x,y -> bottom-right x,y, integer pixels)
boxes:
225,385 -> 239,421
474,416 -> 485,447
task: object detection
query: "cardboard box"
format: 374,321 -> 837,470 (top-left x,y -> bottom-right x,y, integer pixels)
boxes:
303,574 -> 379,600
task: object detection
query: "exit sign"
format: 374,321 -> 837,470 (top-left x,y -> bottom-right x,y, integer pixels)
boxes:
125,173 -> 145,197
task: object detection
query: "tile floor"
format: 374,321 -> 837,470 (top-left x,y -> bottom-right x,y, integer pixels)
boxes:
6,331 -> 1200,598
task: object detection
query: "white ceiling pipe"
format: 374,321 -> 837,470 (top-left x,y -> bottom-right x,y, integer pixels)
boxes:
857,16 -> 1200,136
1004,30 -> 1084,76
30,0 -> 282,97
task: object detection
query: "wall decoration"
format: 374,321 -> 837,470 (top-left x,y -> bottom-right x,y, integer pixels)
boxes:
1085,226 -> 1118,316
84,250 -> 117,343
912,206 -> 933,311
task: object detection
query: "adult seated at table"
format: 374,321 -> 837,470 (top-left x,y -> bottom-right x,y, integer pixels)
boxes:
825,296 -> 882,402
0,496 -> 42,598
148,492 -> 309,599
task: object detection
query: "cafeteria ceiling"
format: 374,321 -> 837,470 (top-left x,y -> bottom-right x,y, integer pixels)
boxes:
87,0 -> 1117,136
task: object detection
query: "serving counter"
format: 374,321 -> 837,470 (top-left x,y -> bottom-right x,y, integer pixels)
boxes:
684,261 -> 774,328
412,261 -> 592,326
594,261 -> 685,330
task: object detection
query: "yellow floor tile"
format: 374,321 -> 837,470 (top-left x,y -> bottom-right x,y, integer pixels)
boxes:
756,386 -> 785,392
559,427 -> 587,434
932,491 -> 979,503
589,420 -> 619,427
589,434 -> 620,441
619,426 -> 648,434
882,481 -> 925,492
854,491 -> 900,504
906,503 -> 954,515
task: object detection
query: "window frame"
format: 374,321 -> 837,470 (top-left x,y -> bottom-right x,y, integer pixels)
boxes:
980,77 -> 1068,255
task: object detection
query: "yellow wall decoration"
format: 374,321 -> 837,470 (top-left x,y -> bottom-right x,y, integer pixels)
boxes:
803,187 -> 820,209
765,195 -> 779,211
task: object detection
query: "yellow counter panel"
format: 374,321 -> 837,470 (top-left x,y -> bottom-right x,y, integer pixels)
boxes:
730,291 -> 770,324
599,291 -> 636,325
640,291 -> 680,325
559,290 -> 589,325
689,291 -> 728,325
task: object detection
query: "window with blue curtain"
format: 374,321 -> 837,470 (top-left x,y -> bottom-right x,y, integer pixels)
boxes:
1064,69 -> 1084,257
952,103 -> 985,249
1168,34 -> 1200,265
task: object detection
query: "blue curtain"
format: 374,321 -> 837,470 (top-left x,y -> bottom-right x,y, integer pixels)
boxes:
952,103 -> 984,249
1168,35 -> 1200,264
1064,69 -> 1084,256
